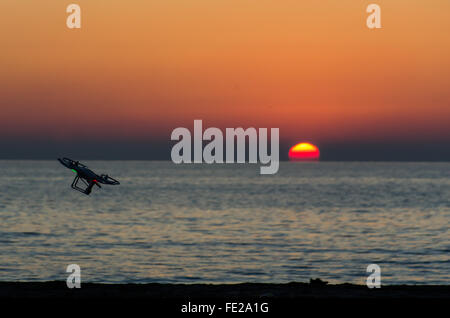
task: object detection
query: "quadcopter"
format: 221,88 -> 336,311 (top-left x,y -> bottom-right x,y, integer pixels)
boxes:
58,158 -> 120,195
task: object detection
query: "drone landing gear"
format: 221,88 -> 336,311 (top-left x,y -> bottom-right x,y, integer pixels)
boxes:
71,175 -> 101,195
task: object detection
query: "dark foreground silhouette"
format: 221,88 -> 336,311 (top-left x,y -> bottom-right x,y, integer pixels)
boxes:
0,280 -> 448,299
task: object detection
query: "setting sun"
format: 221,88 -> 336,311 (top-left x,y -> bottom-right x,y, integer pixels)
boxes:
289,142 -> 320,161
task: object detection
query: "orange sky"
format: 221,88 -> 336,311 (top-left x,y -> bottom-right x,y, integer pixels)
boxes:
1,0 -> 449,144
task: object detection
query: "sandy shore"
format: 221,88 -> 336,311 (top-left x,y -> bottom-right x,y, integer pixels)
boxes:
0,281 -> 448,299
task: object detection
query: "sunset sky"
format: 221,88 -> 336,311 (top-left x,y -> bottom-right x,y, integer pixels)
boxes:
1,1 -> 449,159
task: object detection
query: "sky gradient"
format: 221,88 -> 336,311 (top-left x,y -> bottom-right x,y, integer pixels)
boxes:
1,1 -> 449,159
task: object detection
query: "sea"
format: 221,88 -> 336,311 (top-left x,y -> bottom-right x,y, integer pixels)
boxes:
0,161 -> 448,285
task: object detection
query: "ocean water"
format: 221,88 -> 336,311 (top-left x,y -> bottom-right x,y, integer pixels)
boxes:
0,161 -> 448,285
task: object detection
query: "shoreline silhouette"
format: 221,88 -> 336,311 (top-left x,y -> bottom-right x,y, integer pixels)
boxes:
1,280 -> 448,299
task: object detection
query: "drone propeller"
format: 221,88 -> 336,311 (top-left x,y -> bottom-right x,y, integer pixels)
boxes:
58,157 -> 88,169
98,174 -> 120,185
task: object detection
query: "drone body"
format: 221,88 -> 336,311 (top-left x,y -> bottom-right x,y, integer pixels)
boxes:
58,158 -> 120,195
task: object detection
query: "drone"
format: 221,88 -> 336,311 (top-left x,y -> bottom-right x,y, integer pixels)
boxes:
58,158 -> 120,195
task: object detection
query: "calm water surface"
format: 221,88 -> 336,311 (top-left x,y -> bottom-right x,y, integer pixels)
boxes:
0,161 -> 448,284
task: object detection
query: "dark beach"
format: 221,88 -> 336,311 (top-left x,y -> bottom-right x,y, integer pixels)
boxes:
0,281 -> 448,316
1,280 -> 448,299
